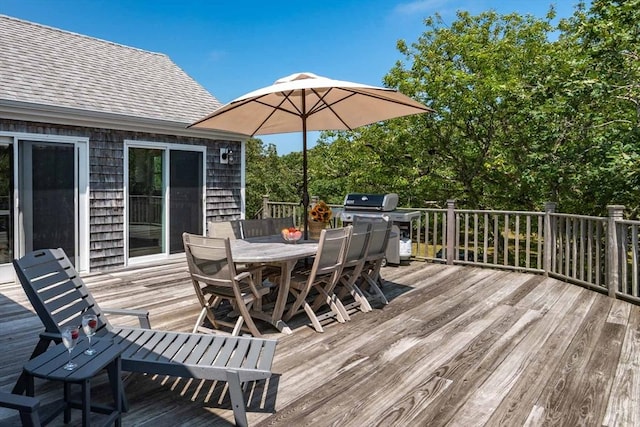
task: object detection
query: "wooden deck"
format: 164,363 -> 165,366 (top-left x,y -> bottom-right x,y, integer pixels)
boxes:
1,258 -> 639,426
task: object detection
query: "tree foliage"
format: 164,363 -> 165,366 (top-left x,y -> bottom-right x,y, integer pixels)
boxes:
245,138 -> 300,217
246,1 -> 640,217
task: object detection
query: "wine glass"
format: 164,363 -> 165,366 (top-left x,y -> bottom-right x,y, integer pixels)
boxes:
82,314 -> 98,355
61,326 -> 79,370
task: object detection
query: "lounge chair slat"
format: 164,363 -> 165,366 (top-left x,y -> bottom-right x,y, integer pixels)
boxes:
158,332 -> 192,361
211,336 -> 240,368
196,336 -> 227,366
227,338 -> 251,369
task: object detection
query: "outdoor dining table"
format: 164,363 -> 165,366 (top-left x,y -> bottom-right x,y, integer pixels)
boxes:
230,236 -> 318,334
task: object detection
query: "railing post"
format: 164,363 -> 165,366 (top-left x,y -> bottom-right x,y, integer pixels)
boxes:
543,202 -> 556,276
446,199 -> 456,265
262,195 -> 271,218
607,205 -> 625,298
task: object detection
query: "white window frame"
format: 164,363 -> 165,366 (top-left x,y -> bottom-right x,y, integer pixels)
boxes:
124,139 -> 206,266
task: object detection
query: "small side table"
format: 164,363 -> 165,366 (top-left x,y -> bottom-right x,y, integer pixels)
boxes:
22,338 -> 123,427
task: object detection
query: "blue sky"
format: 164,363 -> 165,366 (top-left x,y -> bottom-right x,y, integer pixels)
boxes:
1,0 -> 583,154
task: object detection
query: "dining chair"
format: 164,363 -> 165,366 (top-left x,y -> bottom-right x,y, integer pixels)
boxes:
284,226 -> 352,332
353,216 -> 392,305
207,220 -> 242,239
335,222 -> 374,313
182,232 -> 270,337
240,218 -> 272,239
269,216 -> 295,235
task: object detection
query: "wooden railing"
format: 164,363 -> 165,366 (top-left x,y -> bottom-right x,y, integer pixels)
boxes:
129,195 -> 163,224
261,196 -> 640,304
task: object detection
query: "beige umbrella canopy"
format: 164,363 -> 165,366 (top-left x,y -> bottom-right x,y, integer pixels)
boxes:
190,72 -> 433,237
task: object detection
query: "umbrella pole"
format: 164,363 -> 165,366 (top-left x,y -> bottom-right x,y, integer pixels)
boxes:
302,101 -> 309,240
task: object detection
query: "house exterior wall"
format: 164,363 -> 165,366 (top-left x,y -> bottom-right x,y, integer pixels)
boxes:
0,119 -> 243,271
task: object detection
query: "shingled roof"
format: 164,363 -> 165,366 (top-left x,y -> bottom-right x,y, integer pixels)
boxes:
0,15 -> 222,125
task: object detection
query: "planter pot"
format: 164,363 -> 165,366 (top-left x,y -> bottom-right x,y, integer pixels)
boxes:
307,221 -> 326,240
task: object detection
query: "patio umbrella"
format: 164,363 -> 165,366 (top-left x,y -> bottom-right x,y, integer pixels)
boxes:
189,71 -> 434,238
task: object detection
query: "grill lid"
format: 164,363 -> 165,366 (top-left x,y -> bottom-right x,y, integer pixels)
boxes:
343,193 -> 399,211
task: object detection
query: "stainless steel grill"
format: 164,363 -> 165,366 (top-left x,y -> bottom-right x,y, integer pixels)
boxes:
338,193 -> 420,264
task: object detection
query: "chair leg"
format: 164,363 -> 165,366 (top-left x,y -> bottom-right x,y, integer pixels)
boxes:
362,274 -> 389,305
231,316 -> 245,336
285,287 -> 324,332
226,370 -> 248,427
344,279 -> 373,312
234,300 -> 263,337
311,287 -> 349,322
303,301 -> 324,332
283,289 -> 306,322
193,307 -> 209,333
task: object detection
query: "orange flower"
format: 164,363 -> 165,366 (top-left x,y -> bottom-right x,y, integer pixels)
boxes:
310,200 -> 332,223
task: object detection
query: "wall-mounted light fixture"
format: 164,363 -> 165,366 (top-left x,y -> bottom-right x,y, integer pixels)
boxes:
220,147 -> 234,165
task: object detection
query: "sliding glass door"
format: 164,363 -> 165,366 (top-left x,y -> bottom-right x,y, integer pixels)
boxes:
0,143 -> 13,267
128,148 -> 164,257
20,141 -> 76,262
169,150 -> 203,253
127,144 -> 204,260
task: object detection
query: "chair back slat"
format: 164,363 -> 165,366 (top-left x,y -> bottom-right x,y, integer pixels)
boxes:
355,216 -> 392,262
310,227 -> 352,279
240,219 -> 271,239
183,234 -> 236,287
20,258 -> 73,285
13,248 -> 111,335
343,222 -> 372,268
37,276 -> 81,301
269,216 -> 295,235
207,220 -> 242,239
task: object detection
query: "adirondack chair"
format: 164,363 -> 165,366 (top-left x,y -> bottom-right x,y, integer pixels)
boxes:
0,392 -> 42,427
12,248 -> 277,427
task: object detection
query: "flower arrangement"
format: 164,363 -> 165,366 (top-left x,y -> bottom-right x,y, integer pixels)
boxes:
310,200 -> 332,223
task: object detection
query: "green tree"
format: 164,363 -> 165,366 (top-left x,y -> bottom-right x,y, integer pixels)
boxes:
567,0 -> 640,216
250,3 -> 640,217
244,138 -> 300,217
383,10 -> 565,209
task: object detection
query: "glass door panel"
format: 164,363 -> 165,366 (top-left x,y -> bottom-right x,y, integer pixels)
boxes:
128,148 -> 164,257
0,144 -> 14,264
22,142 -> 75,261
169,150 -> 203,253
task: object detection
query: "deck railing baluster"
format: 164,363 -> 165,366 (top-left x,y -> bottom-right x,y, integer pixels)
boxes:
259,198 -> 640,302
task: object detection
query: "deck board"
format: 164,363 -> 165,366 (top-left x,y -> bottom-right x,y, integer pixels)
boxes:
1,258 -> 639,426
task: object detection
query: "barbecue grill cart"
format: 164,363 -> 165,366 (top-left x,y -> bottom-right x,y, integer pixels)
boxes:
338,193 -> 421,265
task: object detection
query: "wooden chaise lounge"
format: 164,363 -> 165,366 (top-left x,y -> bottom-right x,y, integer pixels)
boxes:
11,248 -> 277,427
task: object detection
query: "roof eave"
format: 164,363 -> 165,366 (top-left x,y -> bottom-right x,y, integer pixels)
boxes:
0,99 -> 246,141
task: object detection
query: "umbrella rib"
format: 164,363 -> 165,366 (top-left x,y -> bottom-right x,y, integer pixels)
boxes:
345,88 -> 434,111
304,88 -> 355,130
248,91 -> 306,134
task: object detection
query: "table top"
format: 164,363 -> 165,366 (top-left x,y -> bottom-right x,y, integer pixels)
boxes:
23,338 -> 122,382
231,236 -> 318,263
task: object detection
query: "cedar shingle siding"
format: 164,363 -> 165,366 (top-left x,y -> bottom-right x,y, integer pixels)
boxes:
0,15 -> 244,273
